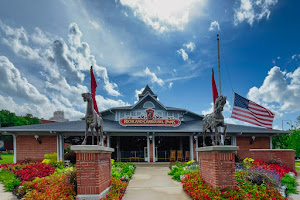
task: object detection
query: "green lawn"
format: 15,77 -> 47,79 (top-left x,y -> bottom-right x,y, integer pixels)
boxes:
0,154 -> 13,164
296,161 -> 300,171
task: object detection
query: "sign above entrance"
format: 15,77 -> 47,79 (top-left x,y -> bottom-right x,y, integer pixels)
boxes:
119,109 -> 181,127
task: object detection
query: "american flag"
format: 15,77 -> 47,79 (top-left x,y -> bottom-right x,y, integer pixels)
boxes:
231,93 -> 274,129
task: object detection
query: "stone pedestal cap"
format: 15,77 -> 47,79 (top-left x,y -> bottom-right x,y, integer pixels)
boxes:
196,145 -> 239,153
71,145 -> 114,153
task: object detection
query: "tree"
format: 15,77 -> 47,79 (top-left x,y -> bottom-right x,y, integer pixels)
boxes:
272,115 -> 300,156
0,110 -> 41,127
0,110 -> 41,157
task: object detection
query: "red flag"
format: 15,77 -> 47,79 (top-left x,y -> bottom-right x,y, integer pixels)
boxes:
212,68 -> 219,104
90,66 -> 99,114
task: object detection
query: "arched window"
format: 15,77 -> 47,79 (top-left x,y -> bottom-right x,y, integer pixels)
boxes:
143,101 -> 155,109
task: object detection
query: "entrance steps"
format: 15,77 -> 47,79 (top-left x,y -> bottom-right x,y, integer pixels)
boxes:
132,162 -> 170,167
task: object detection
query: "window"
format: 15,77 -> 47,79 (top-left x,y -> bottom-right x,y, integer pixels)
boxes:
174,113 -> 178,118
143,101 -> 155,109
120,112 -> 125,118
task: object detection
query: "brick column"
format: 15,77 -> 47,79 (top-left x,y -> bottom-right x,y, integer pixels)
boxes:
71,145 -> 114,200
196,146 -> 239,189
149,140 -> 153,162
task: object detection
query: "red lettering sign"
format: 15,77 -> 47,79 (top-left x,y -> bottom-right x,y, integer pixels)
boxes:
119,118 -> 181,127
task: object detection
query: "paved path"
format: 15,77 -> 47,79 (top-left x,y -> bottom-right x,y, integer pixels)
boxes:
0,183 -> 18,200
288,172 -> 300,200
123,166 -> 190,200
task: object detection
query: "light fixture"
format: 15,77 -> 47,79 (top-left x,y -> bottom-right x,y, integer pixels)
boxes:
149,135 -> 152,140
194,135 -> 197,140
250,136 -> 255,144
34,135 -> 42,144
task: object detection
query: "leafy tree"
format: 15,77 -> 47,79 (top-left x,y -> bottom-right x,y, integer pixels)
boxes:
0,110 -> 41,156
272,115 -> 300,156
0,110 -> 41,127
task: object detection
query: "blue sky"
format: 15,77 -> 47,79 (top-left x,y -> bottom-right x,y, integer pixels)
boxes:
0,0 -> 299,130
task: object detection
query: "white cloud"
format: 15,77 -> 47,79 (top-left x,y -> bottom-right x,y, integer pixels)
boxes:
0,21 -> 121,97
0,56 -> 85,120
177,48 -> 189,61
95,95 -> 130,111
144,67 -> 165,86
0,21 -> 126,119
184,42 -> 195,52
208,20 -> 220,31
169,82 -> 173,88
31,27 -> 52,46
120,0 -> 207,32
234,0 -> 278,26
292,54 -> 300,60
89,20 -> 101,30
134,87 -> 145,103
157,66 -> 161,71
0,56 -> 49,105
247,66 -> 300,114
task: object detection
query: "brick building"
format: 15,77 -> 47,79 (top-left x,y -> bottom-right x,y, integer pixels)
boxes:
0,86 -> 292,165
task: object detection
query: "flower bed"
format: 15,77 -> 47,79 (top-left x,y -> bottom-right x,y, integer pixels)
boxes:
0,153 -> 77,199
182,171 -> 287,200
168,160 -> 199,182
251,160 -> 298,177
101,178 -> 128,200
18,173 -> 76,200
101,160 -> 135,200
111,159 -> 135,181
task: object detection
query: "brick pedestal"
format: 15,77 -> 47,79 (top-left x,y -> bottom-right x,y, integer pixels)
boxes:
196,146 -> 239,189
71,145 -> 114,200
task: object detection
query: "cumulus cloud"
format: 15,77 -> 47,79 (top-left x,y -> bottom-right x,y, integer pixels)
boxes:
234,0 -> 278,26
247,66 -> 300,114
177,48 -> 189,61
209,20 -> 220,31
0,20 -> 121,97
0,56 -> 49,105
0,21 -> 125,119
0,56 -> 85,119
120,0 -> 206,32
31,27 -> 52,46
95,95 -> 130,111
144,67 -> 164,86
184,42 -> 195,52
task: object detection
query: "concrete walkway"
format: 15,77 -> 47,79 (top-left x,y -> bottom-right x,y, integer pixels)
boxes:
288,172 -> 300,200
123,166 -> 190,200
0,183 -> 18,200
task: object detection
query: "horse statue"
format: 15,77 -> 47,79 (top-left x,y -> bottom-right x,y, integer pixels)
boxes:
81,92 -> 104,146
202,95 -> 227,146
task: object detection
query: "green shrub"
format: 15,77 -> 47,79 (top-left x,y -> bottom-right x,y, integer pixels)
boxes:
282,174 -> 298,194
42,152 -> 64,169
111,161 -> 135,181
168,161 -> 199,182
0,170 -> 20,191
